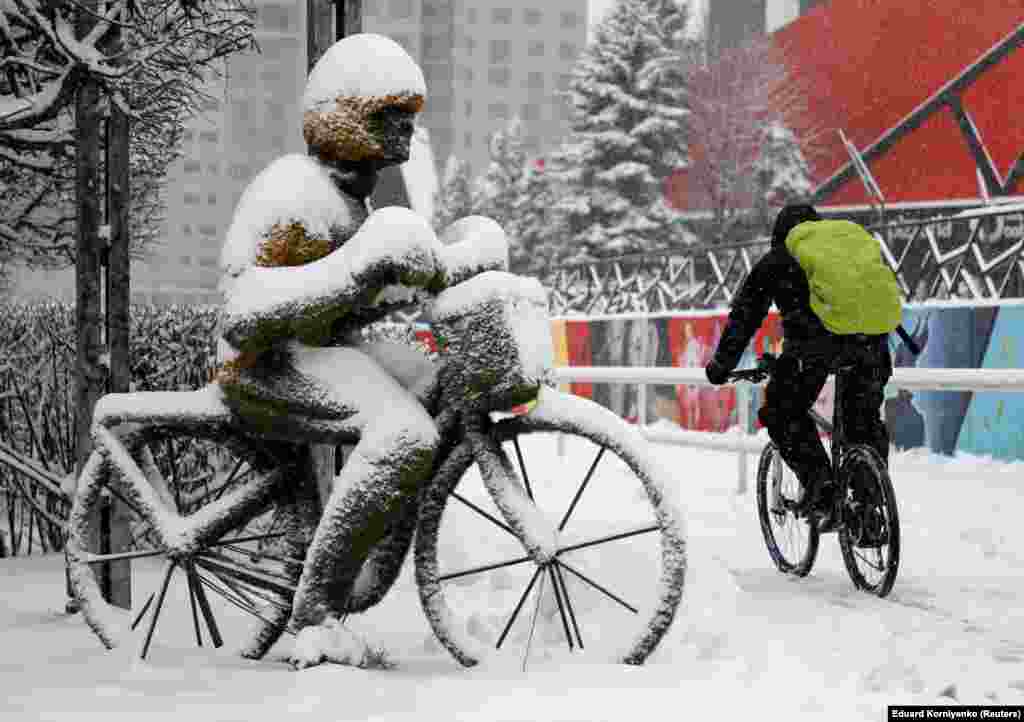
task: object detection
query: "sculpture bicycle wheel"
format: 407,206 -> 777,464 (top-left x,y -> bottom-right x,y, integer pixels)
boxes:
65,390 -> 320,660
415,391 -> 686,667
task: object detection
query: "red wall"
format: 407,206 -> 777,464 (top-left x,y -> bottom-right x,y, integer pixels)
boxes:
671,1 -> 1024,208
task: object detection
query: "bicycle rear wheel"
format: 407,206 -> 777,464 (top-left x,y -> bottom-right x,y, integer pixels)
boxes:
66,403 -> 318,660
837,445 -> 900,597
415,389 -> 686,667
755,442 -> 819,576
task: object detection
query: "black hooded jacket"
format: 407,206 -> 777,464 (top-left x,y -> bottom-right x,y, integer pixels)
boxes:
711,205 -> 831,371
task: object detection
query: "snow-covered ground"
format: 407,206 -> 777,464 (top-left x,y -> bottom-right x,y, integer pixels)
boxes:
3,433 -> 1023,722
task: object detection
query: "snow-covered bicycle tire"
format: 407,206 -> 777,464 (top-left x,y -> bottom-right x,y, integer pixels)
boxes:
755,442 -> 820,577
414,388 -> 686,667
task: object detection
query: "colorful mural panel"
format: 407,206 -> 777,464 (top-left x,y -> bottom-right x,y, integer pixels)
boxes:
555,302 -> 1024,461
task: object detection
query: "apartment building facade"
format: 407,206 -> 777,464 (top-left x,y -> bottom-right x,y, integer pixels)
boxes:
14,0 -> 587,305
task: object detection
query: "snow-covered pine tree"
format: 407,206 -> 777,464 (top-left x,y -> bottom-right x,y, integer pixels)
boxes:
545,0 -> 692,263
504,158 -> 566,276
472,118 -> 528,231
432,155 -> 476,232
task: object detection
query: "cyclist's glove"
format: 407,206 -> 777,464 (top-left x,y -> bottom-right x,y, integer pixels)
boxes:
705,359 -> 731,386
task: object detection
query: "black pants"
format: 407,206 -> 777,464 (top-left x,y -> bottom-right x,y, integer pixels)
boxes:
758,333 -> 893,490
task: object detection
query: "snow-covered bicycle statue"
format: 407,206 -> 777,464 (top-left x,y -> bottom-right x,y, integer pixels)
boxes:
65,32 -> 685,669
65,259 -> 686,667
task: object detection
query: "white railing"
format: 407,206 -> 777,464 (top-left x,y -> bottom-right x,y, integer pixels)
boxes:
550,366 -> 1024,492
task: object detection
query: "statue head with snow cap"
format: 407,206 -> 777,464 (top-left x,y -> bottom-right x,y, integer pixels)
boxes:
302,34 -> 426,166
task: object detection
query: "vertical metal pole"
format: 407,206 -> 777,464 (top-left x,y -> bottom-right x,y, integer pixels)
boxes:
103,89 -> 132,610
736,384 -> 750,495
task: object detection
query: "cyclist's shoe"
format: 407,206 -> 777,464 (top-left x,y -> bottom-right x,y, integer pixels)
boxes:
794,479 -> 839,531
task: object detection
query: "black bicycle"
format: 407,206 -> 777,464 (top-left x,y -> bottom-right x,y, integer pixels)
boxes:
729,353 -> 901,597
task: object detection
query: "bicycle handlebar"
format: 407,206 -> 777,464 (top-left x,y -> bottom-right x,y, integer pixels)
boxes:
726,353 -> 777,384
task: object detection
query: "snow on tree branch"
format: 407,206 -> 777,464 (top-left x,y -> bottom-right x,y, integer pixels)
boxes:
0,0 -> 257,274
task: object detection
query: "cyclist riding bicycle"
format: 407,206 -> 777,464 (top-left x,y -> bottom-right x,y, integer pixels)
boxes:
704,204 -> 900,529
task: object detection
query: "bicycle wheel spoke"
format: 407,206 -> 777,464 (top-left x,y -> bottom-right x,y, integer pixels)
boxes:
219,542 -> 305,570
557,559 -> 638,614
558,446 -> 605,532
554,562 -> 583,649
557,525 -> 659,555
140,560 -> 177,660
196,553 -> 297,597
522,571 -> 547,671
209,531 -> 286,548
202,549 -> 295,585
210,458 -> 250,501
451,492 -> 517,537
192,561 -> 262,613
496,566 -> 543,650
193,569 -> 293,635
130,592 -> 156,631
548,566 -> 574,651
84,547 -> 168,564
440,554 -> 532,583
195,557 -> 291,613
185,564 -> 204,647
188,563 -> 224,648
511,437 -> 535,501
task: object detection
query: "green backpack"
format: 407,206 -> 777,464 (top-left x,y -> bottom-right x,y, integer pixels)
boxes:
784,219 -> 903,335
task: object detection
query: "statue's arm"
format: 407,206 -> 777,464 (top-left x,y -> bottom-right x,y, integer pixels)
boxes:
221,207 -> 444,353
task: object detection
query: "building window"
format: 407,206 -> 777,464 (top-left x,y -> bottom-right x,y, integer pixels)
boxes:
257,4 -> 290,32
184,192 -> 200,206
199,224 -> 218,237
557,73 -> 574,91
488,102 -> 510,121
492,8 -> 512,24
464,131 -> 473,149
200,97 -> 221,112
526,72 -> 544,89
559,42 -> 578,61
489,39 -> 509,64
466,7 -> 476,23
389,0 -> 412,19
488,67 -> 510,87
464,99 -> 472,116
182,224 -> 193,236
524,9 -> 542,25
206,162 -> 219,175
183,130 -> 194,142
424,34 -> 447,60
184,161 -> 201,174
463,35 -> 476,54
199,257 -> 218,269
229,163 -> 251,180
460,66 -> 474,84
180,255 -> 193,266
207,193 -> 217,206
521,103 -> 540,121
560,11 -> 580,28
199,130 -> 219,143
528,40 -> 545,57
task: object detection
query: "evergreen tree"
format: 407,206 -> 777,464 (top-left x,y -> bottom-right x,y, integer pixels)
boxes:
431,155 -> 476,232
472,119 -> 528,229
505,158 -> 566,276
546,0 -> 692,262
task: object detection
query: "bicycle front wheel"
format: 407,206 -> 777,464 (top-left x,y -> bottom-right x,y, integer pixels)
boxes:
756,442 -> 819,576
415,388 -> 686,667
837,445 -> 900,597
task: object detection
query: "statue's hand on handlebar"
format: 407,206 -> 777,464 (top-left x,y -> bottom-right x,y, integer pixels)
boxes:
438,215 -> 510,287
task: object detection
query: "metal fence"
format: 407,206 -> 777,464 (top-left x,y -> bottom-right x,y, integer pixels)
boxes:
542,204 -> 1024,315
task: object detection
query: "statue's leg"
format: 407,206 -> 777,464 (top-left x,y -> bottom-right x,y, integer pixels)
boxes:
284,346 -> 439,665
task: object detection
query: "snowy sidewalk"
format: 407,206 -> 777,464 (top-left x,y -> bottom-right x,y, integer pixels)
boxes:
2,441 -> 1023,722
